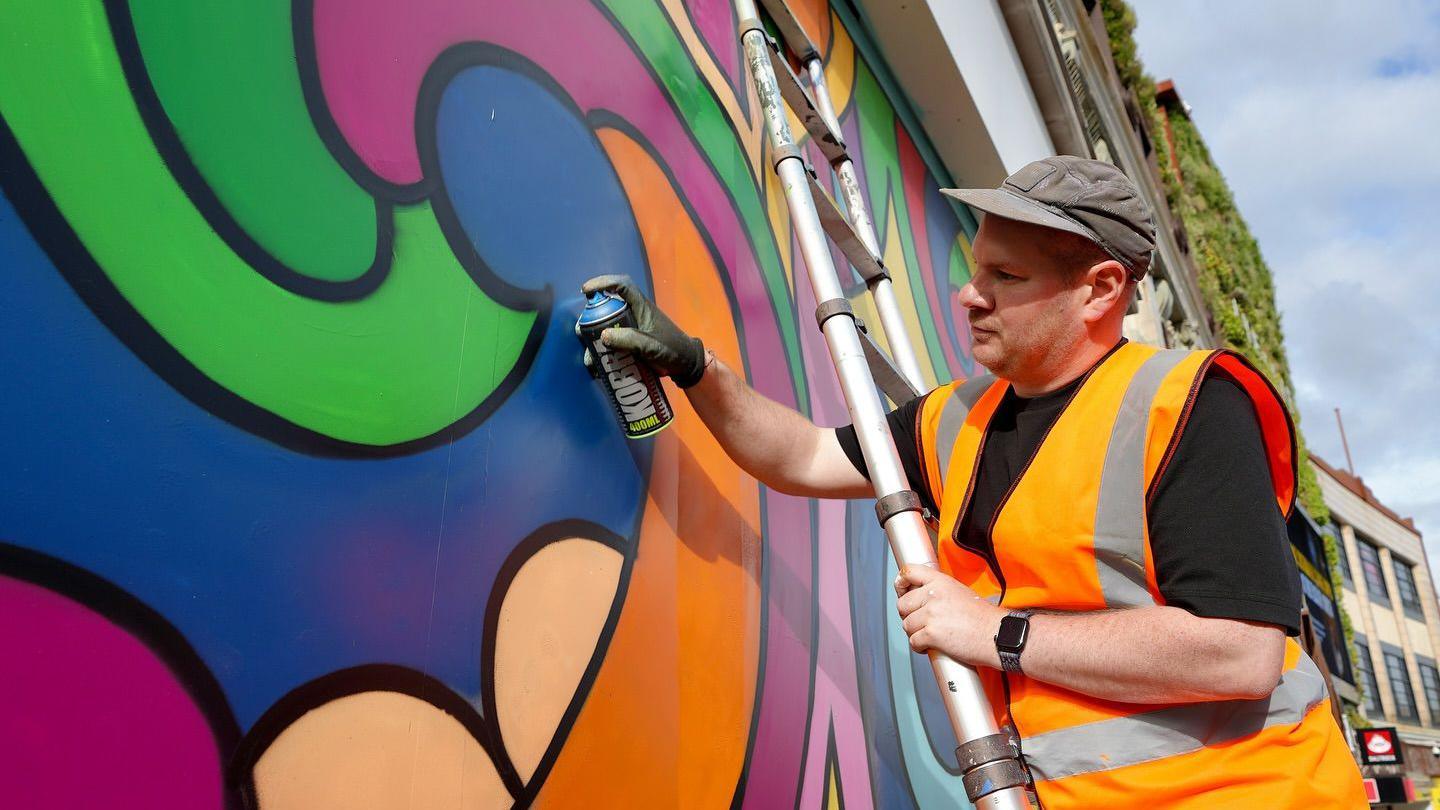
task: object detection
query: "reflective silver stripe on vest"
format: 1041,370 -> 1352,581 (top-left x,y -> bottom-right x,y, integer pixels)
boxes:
1092,350 -> 1192,608
1023,651 -> 1329,782
934,374 -> 996,484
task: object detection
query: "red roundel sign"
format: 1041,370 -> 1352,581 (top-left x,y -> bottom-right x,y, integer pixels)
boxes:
1358,728 -> 1402,765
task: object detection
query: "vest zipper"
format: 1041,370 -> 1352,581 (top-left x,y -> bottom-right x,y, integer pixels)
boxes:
950,356 -> 1112,808
911,389 -> 939,514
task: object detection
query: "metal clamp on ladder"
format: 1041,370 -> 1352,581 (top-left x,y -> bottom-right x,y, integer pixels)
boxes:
751,0 -> 928,397
735,3 -> 1033,808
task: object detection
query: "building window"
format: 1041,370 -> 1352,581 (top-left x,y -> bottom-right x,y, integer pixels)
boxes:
1394,558 -> 1425,620
1419,661 -> 1440,723
1386,650 -> 1420,724
1335,528 -> 1354,589
1356,636 -> 1383,716
1359,539 -> 1390,604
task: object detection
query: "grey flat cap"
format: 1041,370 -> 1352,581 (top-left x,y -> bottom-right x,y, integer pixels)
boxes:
941,156 -> 1156,279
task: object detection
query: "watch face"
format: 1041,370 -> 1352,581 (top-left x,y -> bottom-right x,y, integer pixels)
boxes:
996,615 -> 1029,651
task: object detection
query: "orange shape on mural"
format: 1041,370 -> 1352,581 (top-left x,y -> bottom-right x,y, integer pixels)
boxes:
533,129 -> 762,807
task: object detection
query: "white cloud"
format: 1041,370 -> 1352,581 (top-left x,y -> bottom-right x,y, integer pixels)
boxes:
1128,1 -> 1440,558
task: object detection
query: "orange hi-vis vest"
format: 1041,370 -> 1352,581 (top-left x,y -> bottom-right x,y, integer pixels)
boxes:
916,342 -> 1364,809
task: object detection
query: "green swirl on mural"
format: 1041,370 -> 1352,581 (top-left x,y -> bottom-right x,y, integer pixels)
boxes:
129,0 -> 375,281
0,0 -> 537,447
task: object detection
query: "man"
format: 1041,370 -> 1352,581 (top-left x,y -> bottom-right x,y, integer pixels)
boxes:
583,156 -> 1362,808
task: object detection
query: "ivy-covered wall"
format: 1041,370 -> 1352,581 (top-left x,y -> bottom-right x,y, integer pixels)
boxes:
1101,0 -> 1330,523
1101,0 -> 1362,720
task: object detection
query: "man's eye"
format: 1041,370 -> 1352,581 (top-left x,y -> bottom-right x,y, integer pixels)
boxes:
995,270 -> 1019,281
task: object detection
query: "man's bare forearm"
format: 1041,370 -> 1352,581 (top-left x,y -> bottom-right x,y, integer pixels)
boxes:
900,568 -> 1288,705
683,356 -> 870,498
1019,606 -> 1287,703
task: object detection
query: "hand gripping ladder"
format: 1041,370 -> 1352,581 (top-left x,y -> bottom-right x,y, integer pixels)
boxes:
735,3 -> 1033,807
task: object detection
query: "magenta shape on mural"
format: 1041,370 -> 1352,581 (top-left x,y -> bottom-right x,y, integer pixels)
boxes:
0,573 -> 227,809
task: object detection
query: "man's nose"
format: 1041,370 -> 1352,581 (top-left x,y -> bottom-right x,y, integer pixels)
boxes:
957,280 -> 988,311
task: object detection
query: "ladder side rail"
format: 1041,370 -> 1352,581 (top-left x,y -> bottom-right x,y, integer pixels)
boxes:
737,8 -> 1031,809
802,56 -> 929,392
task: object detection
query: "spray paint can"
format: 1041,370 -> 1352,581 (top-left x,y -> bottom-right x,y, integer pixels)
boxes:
576,290 -> 674,439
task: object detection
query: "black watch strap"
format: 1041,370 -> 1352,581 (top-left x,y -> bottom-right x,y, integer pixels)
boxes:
996,610 -> 1033,673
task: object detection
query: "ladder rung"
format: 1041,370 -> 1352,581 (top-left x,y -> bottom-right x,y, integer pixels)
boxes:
805,170 -> 887,283
858,325 -> 920,405
757,0 -> 820,62
763,37 -> 848,165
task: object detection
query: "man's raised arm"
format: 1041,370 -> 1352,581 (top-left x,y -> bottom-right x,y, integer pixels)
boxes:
582,275 -> 870,499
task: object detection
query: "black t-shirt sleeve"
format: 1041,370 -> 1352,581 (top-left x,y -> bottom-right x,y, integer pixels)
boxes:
1148,372 -> 1302,636
833,393 -> 937,516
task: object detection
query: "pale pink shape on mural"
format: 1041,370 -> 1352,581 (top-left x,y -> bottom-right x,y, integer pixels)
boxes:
898,127 -> 966,379
743,143 -> 875,809
797,499 -> 875,810
252,691 -> 508,808
687,0 -> 743,92
494,537 -> 623,782
0,575 -> 224,810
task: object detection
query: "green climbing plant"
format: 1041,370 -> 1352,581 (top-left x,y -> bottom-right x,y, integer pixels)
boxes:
1103,0 -> 1362,704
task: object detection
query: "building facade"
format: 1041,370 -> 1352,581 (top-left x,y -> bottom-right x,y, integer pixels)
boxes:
1316,454 -> 1440,796
991,0 -> 1217,351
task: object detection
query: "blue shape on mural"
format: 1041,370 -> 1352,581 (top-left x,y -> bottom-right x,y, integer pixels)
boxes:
0,59 -> 651,731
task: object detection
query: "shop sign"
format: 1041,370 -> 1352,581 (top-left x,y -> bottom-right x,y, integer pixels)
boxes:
1357,727 -> 1403,765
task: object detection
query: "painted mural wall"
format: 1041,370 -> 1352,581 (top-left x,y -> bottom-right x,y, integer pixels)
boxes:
0,0 -> 984,807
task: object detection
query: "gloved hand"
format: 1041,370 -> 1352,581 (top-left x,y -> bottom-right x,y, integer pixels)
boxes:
580,275 -> 708,388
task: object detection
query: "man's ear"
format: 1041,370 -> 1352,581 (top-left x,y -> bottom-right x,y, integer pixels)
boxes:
1081,260 -> 1131,324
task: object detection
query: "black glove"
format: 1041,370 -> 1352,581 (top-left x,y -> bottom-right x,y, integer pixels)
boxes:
580,275 -> 707,388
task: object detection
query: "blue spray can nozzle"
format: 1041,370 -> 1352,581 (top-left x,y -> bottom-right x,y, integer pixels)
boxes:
575,289 -> 673,439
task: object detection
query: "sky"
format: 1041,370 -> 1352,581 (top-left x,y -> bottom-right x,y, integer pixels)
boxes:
1127,0 -> 1440,559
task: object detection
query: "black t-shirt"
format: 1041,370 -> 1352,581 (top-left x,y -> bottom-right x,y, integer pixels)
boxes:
835,350 -> 1302,635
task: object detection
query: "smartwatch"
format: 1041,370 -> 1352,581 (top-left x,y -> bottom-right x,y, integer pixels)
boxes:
994,610 -> 1034,673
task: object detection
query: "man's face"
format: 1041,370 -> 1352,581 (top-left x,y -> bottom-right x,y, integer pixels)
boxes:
959,216 -> 1090,380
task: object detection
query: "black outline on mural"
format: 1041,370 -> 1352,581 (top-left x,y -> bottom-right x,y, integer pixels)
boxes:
227,521 -> 641,805
103,0 -> 392,302
820,719 -> 850,810
481,519 -> 637,804
0,114 -> 547,458
291,0 -> 434,205
108,0 -> 553,317
584,110 -> 753,382
0,24 -> 557,457
229,663 -> 507,807
412,44 -> 572,314
413,42 -> 593,315
794,495 -> 823,810
586,0 -> 807,414
726,16 -> 838,802
664,0 -> 751,124
843,499 -> 926,809
0,541 -> 245,810
724,492 -> 824,810
730,479 -> 773,810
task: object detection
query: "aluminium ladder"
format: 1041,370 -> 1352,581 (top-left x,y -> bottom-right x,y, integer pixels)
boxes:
735,2 -> 1034,808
